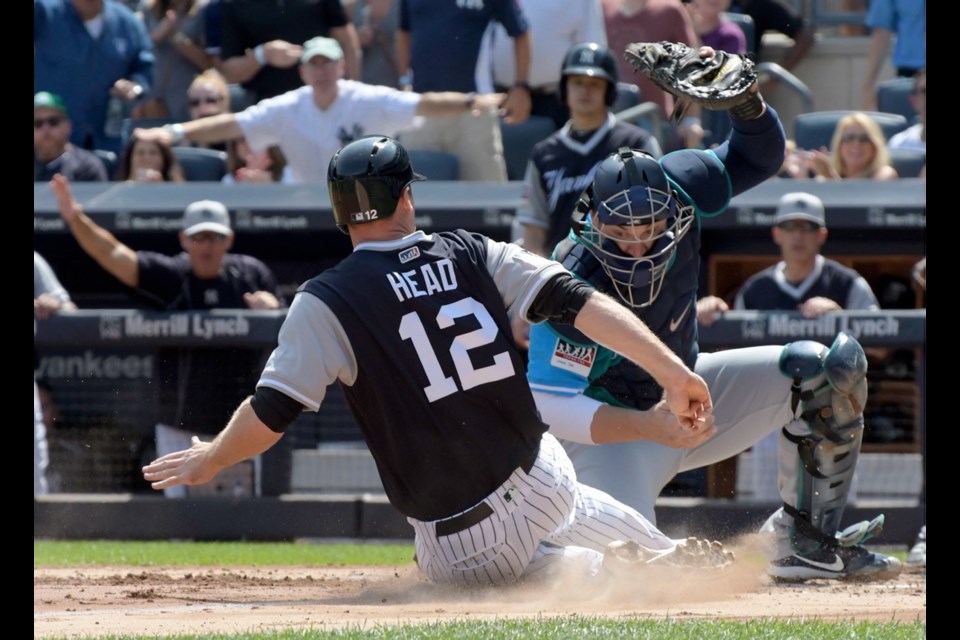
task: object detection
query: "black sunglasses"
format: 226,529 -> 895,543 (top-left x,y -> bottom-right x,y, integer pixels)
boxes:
189,96 -> 223,107
777,220 -> 821,232
841,133 -> 872,145
34,116 -> 65,129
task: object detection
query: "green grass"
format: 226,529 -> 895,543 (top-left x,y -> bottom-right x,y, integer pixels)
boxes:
40,618 -> 928,640
34,540 -> 415,567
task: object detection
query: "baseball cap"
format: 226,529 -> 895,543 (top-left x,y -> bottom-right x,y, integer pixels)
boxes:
301,36 -> 344,64
34,91 -> 67,115
182,200 -> 232,236
774,192 -> 825,227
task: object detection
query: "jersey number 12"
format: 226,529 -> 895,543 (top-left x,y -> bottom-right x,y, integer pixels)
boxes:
399,297 -> 515,402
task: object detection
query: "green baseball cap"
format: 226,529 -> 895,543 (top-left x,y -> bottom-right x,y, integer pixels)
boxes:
34,91 -> 68,115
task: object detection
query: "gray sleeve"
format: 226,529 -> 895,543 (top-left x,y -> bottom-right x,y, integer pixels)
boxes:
846,277 -> 881,311
34,252 -> 71,303
256,293 -> 358,412
482,238 -> 570,323
514,161 -> 550,230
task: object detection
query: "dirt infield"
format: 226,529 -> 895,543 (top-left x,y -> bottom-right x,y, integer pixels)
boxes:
35,542 -> 926,638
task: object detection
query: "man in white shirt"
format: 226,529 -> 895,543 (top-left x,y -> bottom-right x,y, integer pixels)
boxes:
133,37 -> 503,183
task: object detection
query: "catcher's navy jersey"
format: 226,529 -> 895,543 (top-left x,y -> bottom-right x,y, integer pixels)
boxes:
527,106 -> 786,410
260,230 -> 568,520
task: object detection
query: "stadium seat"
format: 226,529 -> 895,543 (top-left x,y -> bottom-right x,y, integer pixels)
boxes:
172,146 -> 228,182
610,82 -> 641,115
793,110 -> 908,151
724,11 -> 757,57
499,115 -> 557,181
876,77 -> 918,123
407,149 -> 460,181
227,83 -> 256,112
120,116 -> 178,150
93,149 -> 118,180
888,147 -> 926,178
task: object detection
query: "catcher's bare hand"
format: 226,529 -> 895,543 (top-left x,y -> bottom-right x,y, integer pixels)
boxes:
645,399 -> 717,448
142,436 -> 218,491
662,369 -> 713,431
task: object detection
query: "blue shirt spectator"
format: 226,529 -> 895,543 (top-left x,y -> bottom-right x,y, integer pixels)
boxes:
35,0 -> 155,153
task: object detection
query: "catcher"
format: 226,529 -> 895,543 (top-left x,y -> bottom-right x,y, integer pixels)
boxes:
525,42 -> 903,582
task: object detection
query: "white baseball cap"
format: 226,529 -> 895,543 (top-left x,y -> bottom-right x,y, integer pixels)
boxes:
301,36 -> 344,64
774,192 -> 826,227
182,200 -> 232,236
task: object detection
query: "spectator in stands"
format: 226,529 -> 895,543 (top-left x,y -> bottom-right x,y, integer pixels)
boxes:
687,0 -> 746,55
115,136 -> 186,181
222,138 -> 291,183
804,112 -> 899,181
861,0 -> 925,111
888,68 -> 926,152
348,0 -> 401,88
727,0 -> 814,72
183,69 -> 232,151
601,0 -> 703,151
35,0 -> 156,154
133,36 -> 505,183
49,174 -> 288,497
218,0 -> 362,103
476,0 -> 608,130
395,0 -> 531,182
726,192 -> 880,502
35,252 -> 78,496
34,92 -> 109,182
135,0 -> 214,121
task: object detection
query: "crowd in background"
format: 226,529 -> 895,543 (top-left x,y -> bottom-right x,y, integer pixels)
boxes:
34,0 -> 924,532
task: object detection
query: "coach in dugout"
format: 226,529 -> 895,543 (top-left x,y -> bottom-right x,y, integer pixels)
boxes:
48,174 -> 288,497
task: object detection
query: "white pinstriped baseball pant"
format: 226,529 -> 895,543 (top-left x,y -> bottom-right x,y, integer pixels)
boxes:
408,432 -> 675,586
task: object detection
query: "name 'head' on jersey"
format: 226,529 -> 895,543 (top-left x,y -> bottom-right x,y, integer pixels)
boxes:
327,135 -> 426,234
575,148 -> 694,309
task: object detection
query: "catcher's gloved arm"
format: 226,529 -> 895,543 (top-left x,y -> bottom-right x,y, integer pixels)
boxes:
624,41 -> 765,121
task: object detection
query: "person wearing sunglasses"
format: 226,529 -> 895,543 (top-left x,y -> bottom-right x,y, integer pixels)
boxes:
184,69 -> 231,152
805,112 -> 899,181
34,92 -> 108,182
732,191 -> 880,507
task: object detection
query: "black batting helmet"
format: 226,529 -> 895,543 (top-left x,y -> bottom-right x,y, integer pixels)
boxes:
559,42 -> 619,107
327,135 -> 426,234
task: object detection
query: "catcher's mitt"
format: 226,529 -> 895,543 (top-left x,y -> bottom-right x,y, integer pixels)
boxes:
624,41 -> 762,119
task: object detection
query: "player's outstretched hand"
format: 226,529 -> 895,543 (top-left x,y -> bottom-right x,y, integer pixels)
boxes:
49,174 -> 83,224
142,436 -> 217,492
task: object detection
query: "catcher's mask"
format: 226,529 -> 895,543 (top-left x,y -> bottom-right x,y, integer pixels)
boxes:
327,135 -> 426,234
573,148 -> 694,308
559,42 -> 619,107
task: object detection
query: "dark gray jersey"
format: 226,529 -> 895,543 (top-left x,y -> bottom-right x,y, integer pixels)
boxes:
258,230 -> 568,520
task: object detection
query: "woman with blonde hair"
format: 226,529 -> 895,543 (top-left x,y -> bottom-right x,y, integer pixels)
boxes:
806,112 -> 898,180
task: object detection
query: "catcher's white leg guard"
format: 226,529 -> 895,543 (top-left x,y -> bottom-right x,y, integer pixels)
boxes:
768,332 -> 875,556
